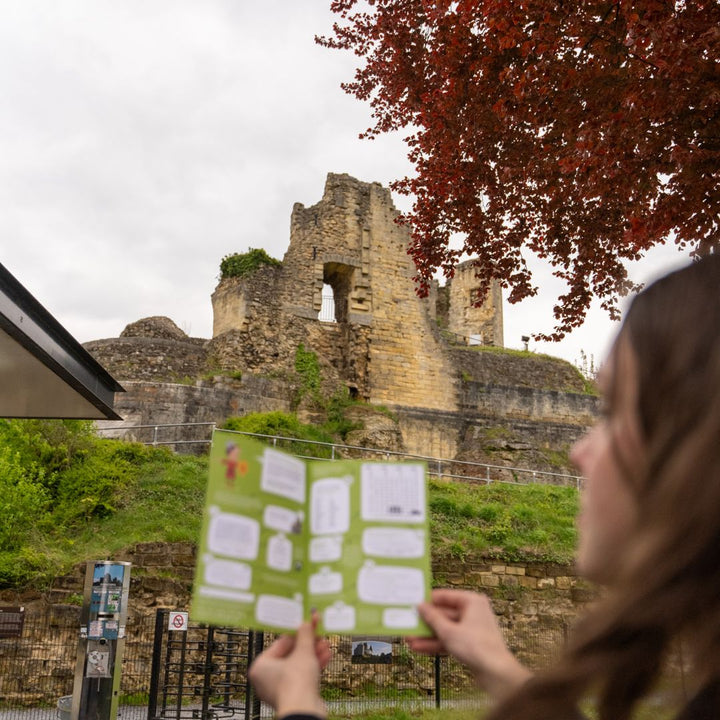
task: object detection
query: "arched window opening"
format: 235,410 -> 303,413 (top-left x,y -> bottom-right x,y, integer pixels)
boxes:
323,262 -> 354,324
319,283 -> 336,322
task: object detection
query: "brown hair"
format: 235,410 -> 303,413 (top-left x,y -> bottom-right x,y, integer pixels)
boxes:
490,254 -> 720,720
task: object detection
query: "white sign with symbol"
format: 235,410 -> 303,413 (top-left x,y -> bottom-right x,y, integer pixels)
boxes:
168,611 -> 188,632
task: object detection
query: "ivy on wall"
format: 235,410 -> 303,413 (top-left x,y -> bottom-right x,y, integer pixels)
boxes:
293,343 -> 322,408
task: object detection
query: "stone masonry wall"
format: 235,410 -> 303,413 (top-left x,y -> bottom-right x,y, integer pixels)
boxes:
83,174 -> 597,464
0,543 -> 594,705
361,178 -> 459,411
450,346 -> 589,392
393,405 -> 589,477
84,337 -> 209,383
448,259 -> 504,347
461,383 -> 598,425
94,378 -> 294,450
210,174 -> 460,412
210,264 -> 284,354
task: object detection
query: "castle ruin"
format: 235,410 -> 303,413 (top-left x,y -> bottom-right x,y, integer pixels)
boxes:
86,173 -> 596,464
210,173 -> 502,413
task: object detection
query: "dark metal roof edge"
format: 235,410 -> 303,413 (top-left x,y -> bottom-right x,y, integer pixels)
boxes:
0,263 -> 124,418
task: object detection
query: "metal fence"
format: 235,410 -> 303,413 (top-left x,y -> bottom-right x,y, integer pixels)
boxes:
0,609 -> 156,720
0,608 -> 566,719
94,423 -> 583,489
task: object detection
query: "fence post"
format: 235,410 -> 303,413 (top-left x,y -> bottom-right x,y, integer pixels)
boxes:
174,622 -> 189,719
250,632 -> 265,720
245,632 -> 255,720
152,425 -> 158,446
146,609 -> 166,720
434,654 -> 441,708
201,626 -> 217,719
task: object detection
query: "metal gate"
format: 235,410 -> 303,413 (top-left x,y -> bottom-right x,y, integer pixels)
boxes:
147,609 -> 265,720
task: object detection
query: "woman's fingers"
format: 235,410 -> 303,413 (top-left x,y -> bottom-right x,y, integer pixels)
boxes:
406,637 -> 445,655
315,638 -> 332,668
261,633 -> 296,659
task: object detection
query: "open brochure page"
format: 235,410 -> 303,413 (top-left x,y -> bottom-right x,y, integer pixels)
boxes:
308,460 -> 432,636
191,431 -> 432,636
191,431 -> 309,631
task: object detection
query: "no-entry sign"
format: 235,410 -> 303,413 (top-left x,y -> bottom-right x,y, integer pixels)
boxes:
168,611 -> 189,632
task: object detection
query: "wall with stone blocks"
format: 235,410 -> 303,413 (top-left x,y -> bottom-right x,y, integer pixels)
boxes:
0,543 -> 597,706
447,259 -> 504,346
210,174 -> 470,413
84,337 -> 208,383
97,378 -> 293,450
461,383 -> 599,425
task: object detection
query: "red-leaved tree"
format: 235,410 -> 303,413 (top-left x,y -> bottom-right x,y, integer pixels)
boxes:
317,0 -> 720,339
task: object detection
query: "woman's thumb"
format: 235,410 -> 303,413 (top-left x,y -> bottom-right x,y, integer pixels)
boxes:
293,619 -> 318,654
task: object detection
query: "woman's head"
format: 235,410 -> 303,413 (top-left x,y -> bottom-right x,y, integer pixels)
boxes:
573,254 -> 720,585
572,256 -> 720,582
494,255 -> 720,720
571,335 -> 643,583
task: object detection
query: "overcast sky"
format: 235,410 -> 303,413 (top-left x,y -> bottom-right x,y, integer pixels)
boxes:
1,1 -> 690,371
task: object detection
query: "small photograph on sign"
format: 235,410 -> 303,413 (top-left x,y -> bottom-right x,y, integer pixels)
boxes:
351,639 -> 392,664
92,564 -> 127,615
169,612 -> 189,632
92,563 -> 125,587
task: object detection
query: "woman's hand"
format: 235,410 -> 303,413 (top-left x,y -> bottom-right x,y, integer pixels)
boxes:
248,614 -> 331,718
408,589 -> 532,702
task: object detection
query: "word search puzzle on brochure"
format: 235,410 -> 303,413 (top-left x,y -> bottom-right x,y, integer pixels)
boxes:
191,430 -> 432,636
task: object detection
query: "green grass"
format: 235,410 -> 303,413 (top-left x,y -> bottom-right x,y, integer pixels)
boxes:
0,419 -> 580,587
329,709 -> 482,720
327,700 -> 677,720
429,479 -> 578,563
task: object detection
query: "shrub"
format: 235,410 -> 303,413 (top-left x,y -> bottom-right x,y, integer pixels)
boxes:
0,448 -> 50,550
222,412 -> 336,458
53,441 -> 148,524
219,248 -> 281,279
293,344 -> 323,408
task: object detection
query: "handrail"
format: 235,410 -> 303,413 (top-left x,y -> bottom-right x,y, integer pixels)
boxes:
95,421 -> 583,489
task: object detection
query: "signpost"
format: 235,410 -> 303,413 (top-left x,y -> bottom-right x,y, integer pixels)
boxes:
70,561 -> 131,720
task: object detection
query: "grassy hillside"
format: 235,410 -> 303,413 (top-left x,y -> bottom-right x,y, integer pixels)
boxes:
0,419 -> 578,588
429,478 -> 577,563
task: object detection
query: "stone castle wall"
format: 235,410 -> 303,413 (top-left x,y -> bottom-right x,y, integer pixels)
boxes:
96,377 -> 294,445
84,337 -> 208,384
448,259 -> 504,346
210,174 -> 460,411
1,543 -> 593,706
84,174 -> 597,466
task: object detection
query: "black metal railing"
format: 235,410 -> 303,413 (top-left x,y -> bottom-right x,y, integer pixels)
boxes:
95,423 -> 583,489
0,608 -> 568,719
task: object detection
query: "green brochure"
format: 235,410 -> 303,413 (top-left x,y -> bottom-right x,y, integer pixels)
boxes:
191,430 -> 432,636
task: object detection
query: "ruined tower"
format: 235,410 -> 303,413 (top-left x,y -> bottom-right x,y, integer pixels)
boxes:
447,259 -> 504,347
210,173 -> 504,420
